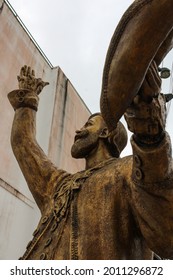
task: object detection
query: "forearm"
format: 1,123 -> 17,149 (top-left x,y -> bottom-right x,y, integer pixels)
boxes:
131,179 -> 173,258
8,90 -> 60,212
131,133 -> 173,258
11,107 -> 54,182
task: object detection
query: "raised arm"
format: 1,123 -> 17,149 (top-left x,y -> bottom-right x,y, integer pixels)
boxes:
8,66 -> 67,213
124,61 -> 173,259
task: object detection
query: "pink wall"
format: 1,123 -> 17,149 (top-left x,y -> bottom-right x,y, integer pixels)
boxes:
0,1 -> 90,259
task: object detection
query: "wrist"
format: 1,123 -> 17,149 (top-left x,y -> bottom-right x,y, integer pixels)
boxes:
8,89 -> 39,111
131,132 -> 172,185
133,130 -> 165,147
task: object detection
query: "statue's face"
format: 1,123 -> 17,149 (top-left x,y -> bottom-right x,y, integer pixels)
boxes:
71,115 -> 104,159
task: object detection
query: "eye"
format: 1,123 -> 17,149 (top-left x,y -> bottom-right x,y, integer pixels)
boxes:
85,121 -> 93,127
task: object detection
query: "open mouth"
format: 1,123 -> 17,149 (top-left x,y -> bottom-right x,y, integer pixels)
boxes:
74,134 -> 83,142
74,130 -> 89,142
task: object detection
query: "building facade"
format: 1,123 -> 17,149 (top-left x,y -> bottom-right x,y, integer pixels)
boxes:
0,0 -> 90,259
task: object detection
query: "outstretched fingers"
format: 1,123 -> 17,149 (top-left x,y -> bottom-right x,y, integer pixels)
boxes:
36,79 -> 49,95
20,65 -> 27,77
17,65 -> 49,93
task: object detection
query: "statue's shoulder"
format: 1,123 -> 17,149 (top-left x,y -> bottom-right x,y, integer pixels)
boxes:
110,155 -> 133,166
107,155 -> 133,177
92,156 -> 133,176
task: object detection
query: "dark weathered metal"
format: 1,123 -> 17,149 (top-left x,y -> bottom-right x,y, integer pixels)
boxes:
100,0 -> 173,132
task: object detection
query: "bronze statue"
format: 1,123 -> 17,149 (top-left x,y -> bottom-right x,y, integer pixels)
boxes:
8,0 -> 173,259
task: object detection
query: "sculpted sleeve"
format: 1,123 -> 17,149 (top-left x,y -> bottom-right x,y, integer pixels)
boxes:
8,89 -> 69,214
130,133 -> 173,259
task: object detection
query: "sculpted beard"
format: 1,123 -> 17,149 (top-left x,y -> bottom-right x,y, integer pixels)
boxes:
71,129 -> 99,158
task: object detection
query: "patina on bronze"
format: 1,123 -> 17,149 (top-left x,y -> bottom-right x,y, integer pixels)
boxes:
8,0 -> 173,260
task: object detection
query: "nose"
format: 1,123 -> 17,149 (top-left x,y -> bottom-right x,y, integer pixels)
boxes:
75,128 -> 83,134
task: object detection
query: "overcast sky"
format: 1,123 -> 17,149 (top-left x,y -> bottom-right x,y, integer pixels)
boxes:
7,0 -> 173,153
7,0 -> 137,113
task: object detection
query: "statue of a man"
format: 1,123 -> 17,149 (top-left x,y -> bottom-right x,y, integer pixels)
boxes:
8,62 -> 173,260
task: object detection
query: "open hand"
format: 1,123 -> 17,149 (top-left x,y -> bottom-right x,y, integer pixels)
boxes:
17,65 -> 49,95
124,61 -> 166,143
